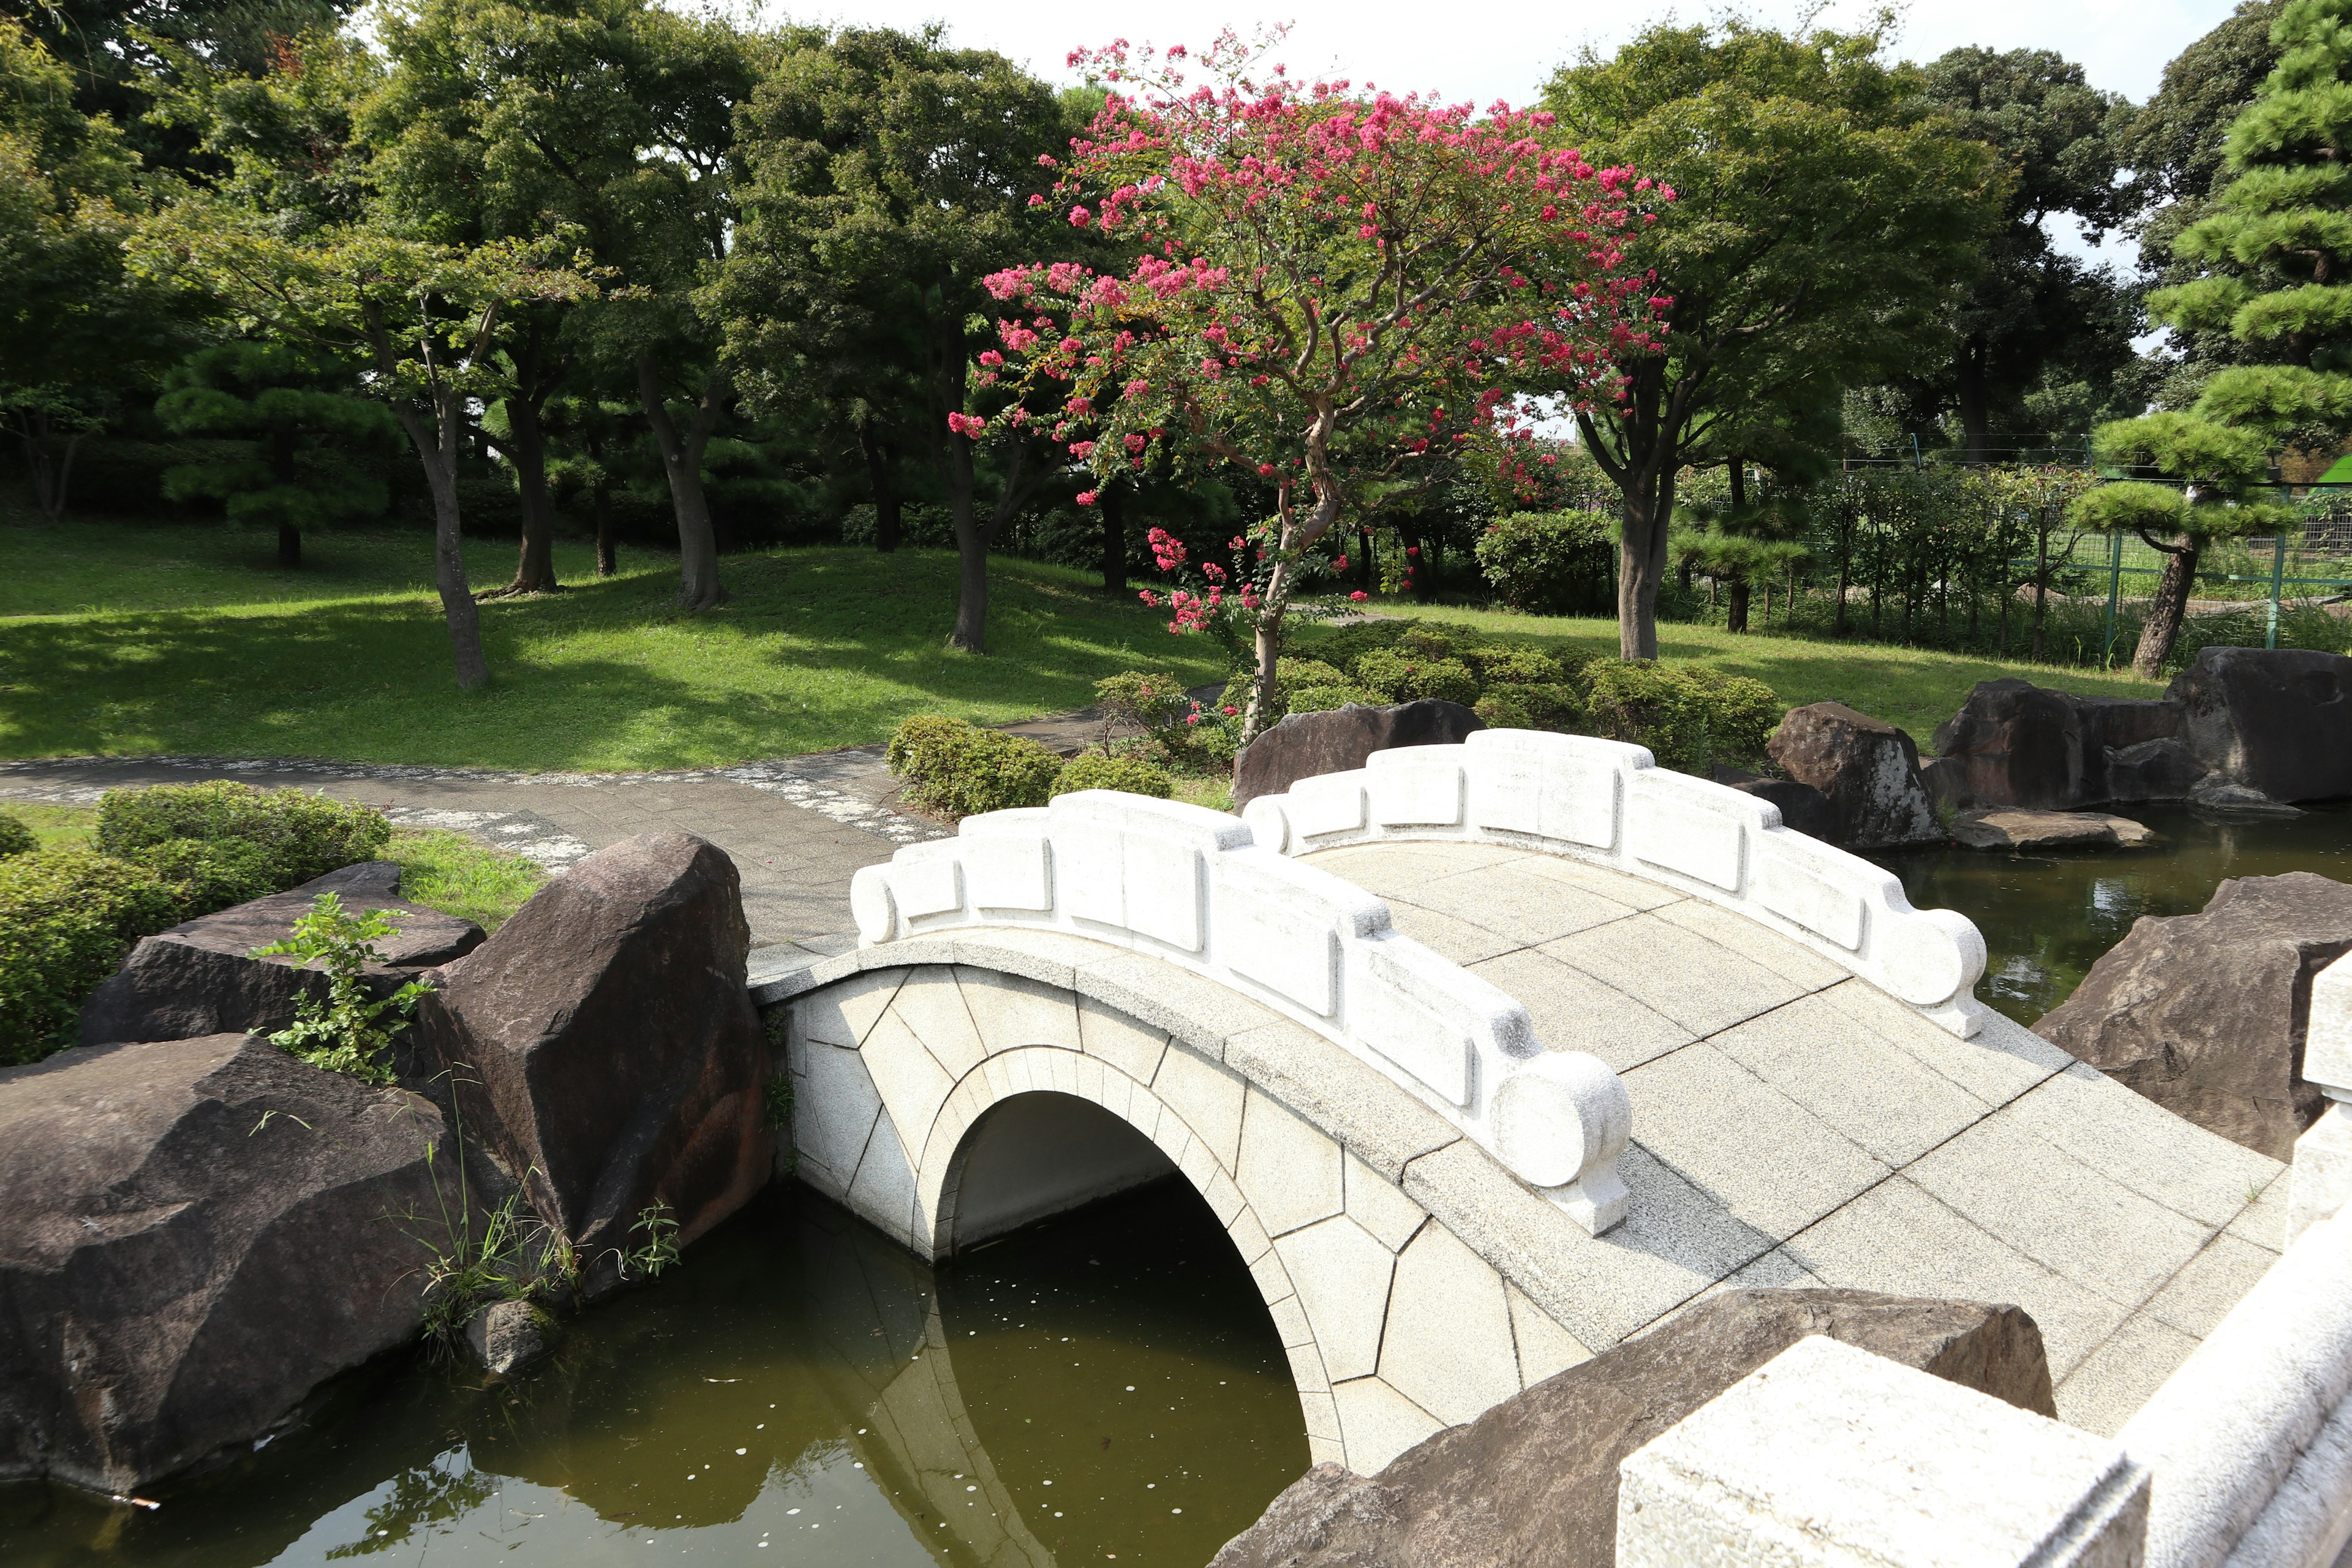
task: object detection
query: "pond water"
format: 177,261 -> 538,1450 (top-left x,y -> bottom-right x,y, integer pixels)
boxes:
1875,800 -> 2352,1025
2,1180 -> 1306,1568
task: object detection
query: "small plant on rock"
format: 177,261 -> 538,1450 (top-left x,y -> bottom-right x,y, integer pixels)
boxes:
624,1204 -> 680,1280
251,892 -> 432,1085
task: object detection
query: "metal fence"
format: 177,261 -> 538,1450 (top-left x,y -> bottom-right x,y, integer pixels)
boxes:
2054,530 -> 2352,666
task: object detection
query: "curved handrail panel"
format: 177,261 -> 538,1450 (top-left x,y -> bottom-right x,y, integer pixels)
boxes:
1243,728 -> 1989,1039
846,790 -> 1632,1235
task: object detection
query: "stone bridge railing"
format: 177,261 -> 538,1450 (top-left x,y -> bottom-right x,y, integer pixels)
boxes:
846,791 -> 1634,1234
1240,728 -> 1991,1038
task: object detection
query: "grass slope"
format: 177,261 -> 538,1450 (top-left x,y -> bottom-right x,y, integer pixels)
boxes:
0,522 -> 1226,769
1,518 -> 2165,772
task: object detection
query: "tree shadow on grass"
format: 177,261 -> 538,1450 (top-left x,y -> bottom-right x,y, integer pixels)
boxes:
0,549 -> 1224,770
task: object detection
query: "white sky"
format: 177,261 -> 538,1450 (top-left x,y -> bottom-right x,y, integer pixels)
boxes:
766,0 -> 2239,115
766,0 -> 2244,273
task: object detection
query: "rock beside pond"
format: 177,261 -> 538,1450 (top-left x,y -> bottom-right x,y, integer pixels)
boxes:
79,860 -> 483,1048
417,832 -> 770,1296
1764,703 -> 1942,848
465,1298 -> 558,1378
0,1033 -> 443,1493
1209,1287 -> 2054,1568
1923,679 -> 2188,811
2037,871 -> 2352,1160
1232,700 -> 1485,811
2172,646 -> 2352,804
1711,767 -> 1839,841
1950,808 -> 2158,852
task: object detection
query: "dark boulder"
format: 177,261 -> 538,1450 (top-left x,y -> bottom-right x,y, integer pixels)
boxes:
1765,703 -> 1942,848
80,861 -> 483,1048
2037,871 -> 2352,1159
0,1033 -> 444,1493
416,833 -> 769,1292
1210,1287 -> 2054,1568
1232,700 -> 1483,810
1711,767 -> 1838,842
2171,646 -> 2352,804
1923,679 -> 2188,811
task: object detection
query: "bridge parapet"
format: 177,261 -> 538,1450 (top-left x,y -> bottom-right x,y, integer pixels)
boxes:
846,791 -> 1633,1234
1242,729 -> 1990,1038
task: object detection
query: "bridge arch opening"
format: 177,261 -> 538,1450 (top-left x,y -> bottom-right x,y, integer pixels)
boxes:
939,1090 -> 1181,1254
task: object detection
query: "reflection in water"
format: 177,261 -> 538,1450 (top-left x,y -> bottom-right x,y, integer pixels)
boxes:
1875,801 -> 2352,1024
1,1180 -> 1306,1568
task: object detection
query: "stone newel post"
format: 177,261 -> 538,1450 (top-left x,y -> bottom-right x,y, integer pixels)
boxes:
2290,951 -> 2352,1242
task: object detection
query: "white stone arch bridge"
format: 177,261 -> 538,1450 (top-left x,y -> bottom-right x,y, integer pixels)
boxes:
753,729 -> 2286,1475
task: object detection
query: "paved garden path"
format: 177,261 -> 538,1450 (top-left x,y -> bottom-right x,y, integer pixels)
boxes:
0,748 -> 939,949
0,688 -> 1216,951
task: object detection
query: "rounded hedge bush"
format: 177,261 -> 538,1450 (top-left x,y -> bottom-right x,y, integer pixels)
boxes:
1052,752 -> 1175,799
886,715 -> 1063,818
97,781 -> 390,914
0,850 -> 184,1065
0,814 -> 33,859
1474,510 -> 1615,615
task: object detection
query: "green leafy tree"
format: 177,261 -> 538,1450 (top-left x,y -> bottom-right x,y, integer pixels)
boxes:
1540,17 -> 2005,660
156,341 -> 393,565
139,29 -> 593,687
1896,48 -> 2142,457
0,21 -> 184,518
2129,4 -> 2291,420
2073,416 -> 2284,674
722,25 -> 1078,651
2086,0 -> 2352,676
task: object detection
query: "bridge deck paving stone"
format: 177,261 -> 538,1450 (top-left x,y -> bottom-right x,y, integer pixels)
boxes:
1298,837 -> 2290,1439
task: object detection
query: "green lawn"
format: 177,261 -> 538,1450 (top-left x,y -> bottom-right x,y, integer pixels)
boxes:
0,521 -> 1227,769
0,517 -> 2165,771
1309,603 -> 2166,738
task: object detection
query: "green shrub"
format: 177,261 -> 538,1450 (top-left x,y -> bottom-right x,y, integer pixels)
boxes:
1052,751 -> 1175,799
97,782 -> 391,914
1474,510 -> 1615,614
1353,649 -> 1480,707
1094,668 -> 1194,733
1462,644 -> 1565,687
0,815 -> 32,859
1395,626 -> 1459,661
1474,691 -> 1534,729
1582,662 -> 1780,773
1285,683 -> 1381,715
0,850 -> 185,1065
886,715 -> 1063,818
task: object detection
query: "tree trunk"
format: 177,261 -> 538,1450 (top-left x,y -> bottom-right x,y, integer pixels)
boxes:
496,391 -> 560,595
637,353 -> 728,611
269,426 -> 301,568
21,419 -> 81,521
593,472 -> 616,577
1100,481 -> 1127,594
1726,578 -> 1749,634
1616,467 -> 1673,660
393,398 -> 489,690
2132,537 -> 2200,680
858,411 -> 902,553
1956,336 -> 1991,465
2030,519 -> 2051,662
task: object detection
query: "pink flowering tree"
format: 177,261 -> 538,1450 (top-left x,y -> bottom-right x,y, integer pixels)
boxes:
969,31 -> 1667,734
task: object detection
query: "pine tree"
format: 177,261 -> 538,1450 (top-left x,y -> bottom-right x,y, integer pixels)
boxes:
157,342 -> 394,567
2089,0 -> 2352,676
